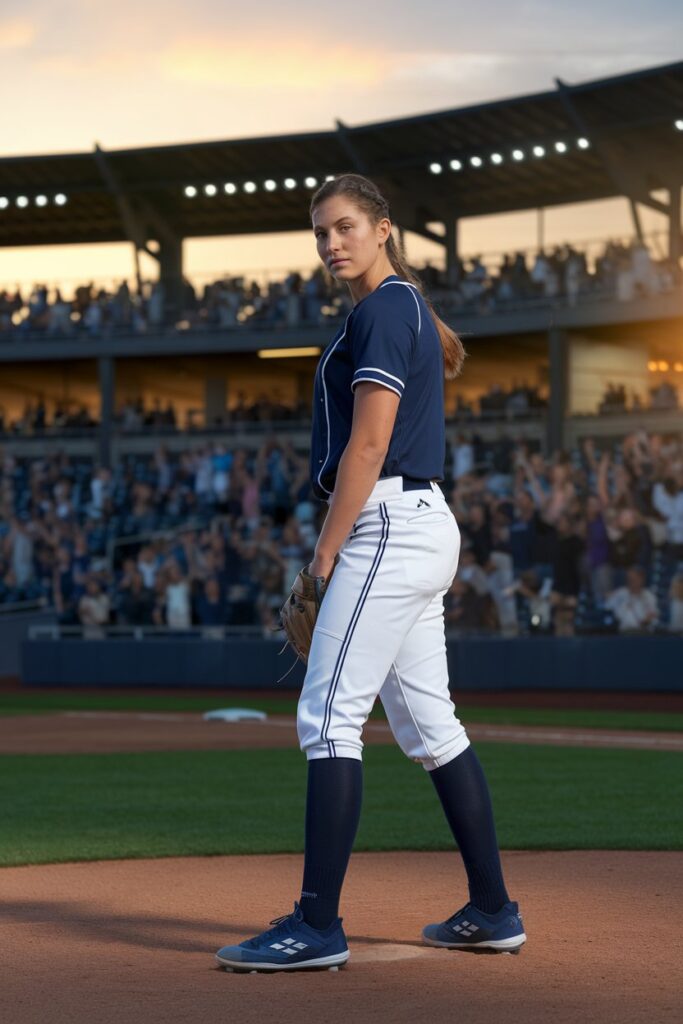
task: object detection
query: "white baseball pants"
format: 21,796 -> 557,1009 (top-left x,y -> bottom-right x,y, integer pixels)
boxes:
297,476 -> 469,770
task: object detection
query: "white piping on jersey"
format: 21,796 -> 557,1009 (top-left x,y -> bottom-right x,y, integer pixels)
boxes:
316,311 -> 353,495
379,279 -> 422,337
351,377 -> 402,399
353,366 -> 405,387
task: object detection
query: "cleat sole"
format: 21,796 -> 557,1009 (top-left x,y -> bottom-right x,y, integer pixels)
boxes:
423,933 -> 526,954
216,950 -> 350,973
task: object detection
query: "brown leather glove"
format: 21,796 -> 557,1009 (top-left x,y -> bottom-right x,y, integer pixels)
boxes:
279,560 -> 337,665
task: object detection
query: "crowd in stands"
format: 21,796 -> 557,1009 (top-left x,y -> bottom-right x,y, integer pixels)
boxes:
3,376 -> 681,438
588,379 -> 681,418
445,430 -> 683,635
0,269 -> 350,339
0,401 -> 97,436
453,383 -> 548,422
0,393 -> 316,437
0,237 -> 678,341
430,238 -> 678,315
0,441 -> 320,638
2,429 -> 683,638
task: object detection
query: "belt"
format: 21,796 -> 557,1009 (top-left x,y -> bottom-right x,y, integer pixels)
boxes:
402,476 -> 435,491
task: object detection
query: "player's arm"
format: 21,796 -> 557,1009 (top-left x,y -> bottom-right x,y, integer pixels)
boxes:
309,382 -> 399,577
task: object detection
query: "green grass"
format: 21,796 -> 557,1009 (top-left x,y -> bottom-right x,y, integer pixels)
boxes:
457,707 -> 683,732
0,744 -> 680,867
1,690 -> 681,732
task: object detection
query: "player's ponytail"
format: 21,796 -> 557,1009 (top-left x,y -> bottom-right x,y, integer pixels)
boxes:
383,232 -> 465,380
311,173 -> 466,379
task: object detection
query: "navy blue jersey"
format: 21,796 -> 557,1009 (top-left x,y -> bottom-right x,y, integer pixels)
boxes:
310,275 -> 445,499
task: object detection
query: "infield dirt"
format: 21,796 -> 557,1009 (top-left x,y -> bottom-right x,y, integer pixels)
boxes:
2,850 -> 680,1024
2,710 -> 681,754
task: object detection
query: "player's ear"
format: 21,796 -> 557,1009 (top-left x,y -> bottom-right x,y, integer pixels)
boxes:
376,217 -> 392,244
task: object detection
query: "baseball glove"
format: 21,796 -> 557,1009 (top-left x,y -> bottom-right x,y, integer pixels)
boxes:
279,560 -> 337,665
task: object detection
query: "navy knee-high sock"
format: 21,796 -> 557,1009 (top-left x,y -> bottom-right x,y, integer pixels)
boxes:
299,758 -> 363,931
429,745 -> 510,915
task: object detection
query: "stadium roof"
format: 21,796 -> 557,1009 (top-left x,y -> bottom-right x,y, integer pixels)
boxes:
0,60 -> 682,248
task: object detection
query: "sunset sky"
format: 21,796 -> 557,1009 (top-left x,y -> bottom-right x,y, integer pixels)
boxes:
1,0 -> 681,291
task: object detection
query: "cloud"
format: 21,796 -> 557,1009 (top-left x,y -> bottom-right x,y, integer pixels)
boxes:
373,48 -> 682,115
0,17 -> 36,49
157,33 -> 392,90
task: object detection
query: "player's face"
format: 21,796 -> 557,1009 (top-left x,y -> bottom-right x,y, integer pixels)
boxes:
312,196 -> 387,281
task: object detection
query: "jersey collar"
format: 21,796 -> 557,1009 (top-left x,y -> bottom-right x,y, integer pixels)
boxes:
353,274 -> 401,309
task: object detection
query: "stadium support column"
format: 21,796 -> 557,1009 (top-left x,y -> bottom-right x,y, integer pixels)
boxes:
205,378 -> 227,429
98,356 -> 115,469
445,219 -> 459,286
547,328 -> 568,454
669,184 -> 682,279
159,237 -> 184,325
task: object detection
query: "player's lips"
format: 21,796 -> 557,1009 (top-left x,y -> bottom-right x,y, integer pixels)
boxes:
329,258 -> 349,267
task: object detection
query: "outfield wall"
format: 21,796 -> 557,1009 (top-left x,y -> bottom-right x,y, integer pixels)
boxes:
21,635 -> 683,692
0,609 -> 58,679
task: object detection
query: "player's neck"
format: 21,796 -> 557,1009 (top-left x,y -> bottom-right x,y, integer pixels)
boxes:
347,260 -> 396,305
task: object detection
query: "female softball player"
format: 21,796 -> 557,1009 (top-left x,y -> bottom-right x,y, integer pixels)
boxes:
216,173 -> 526,972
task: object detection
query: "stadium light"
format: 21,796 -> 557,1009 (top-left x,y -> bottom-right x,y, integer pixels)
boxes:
258,347 -> 322,359
16,196 -> 29,208
554,141 -> 568,153
0,197 -> 8,209
449,159 -> 462,171
532,145 -> 545,157
304,176 -> 318,188
54,193 -> 68,205
512,149 -> 524,161
577,137 -> 590,149
184,186 -> 197,198
264,179 -> 277,191
35,195 -> 48,207
675,119 -> 683,131
223,182 -> 237,194
675,362 -> 683,372
325,175 -> 335,182
284,177 -> 297,189
243,181 -> 257,193
429,162 -> 443,174
204,184 -> 218,197
657,360 -> 669,372
490,153 -> 503,165
470,156 -> 483,168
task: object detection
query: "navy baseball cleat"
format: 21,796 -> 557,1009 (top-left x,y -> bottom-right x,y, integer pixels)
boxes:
215,903 -> 349,972
422,901 -> 526,953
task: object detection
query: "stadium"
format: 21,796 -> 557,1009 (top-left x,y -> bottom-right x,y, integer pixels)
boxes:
1,55 -> 682,1024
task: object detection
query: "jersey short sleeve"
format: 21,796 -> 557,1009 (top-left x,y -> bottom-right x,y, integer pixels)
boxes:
348,285 -> 420,399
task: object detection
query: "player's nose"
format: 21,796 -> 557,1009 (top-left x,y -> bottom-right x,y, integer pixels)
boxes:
325,230 -> 342,255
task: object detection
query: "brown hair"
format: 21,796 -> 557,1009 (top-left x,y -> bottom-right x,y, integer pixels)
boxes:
310,173 -> 465,379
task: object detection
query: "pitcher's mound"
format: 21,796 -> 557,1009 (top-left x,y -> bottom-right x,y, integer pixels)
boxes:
2,850 -> 680,1024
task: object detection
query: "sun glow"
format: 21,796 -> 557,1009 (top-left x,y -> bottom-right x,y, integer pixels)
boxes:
159,35 -> 388,90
